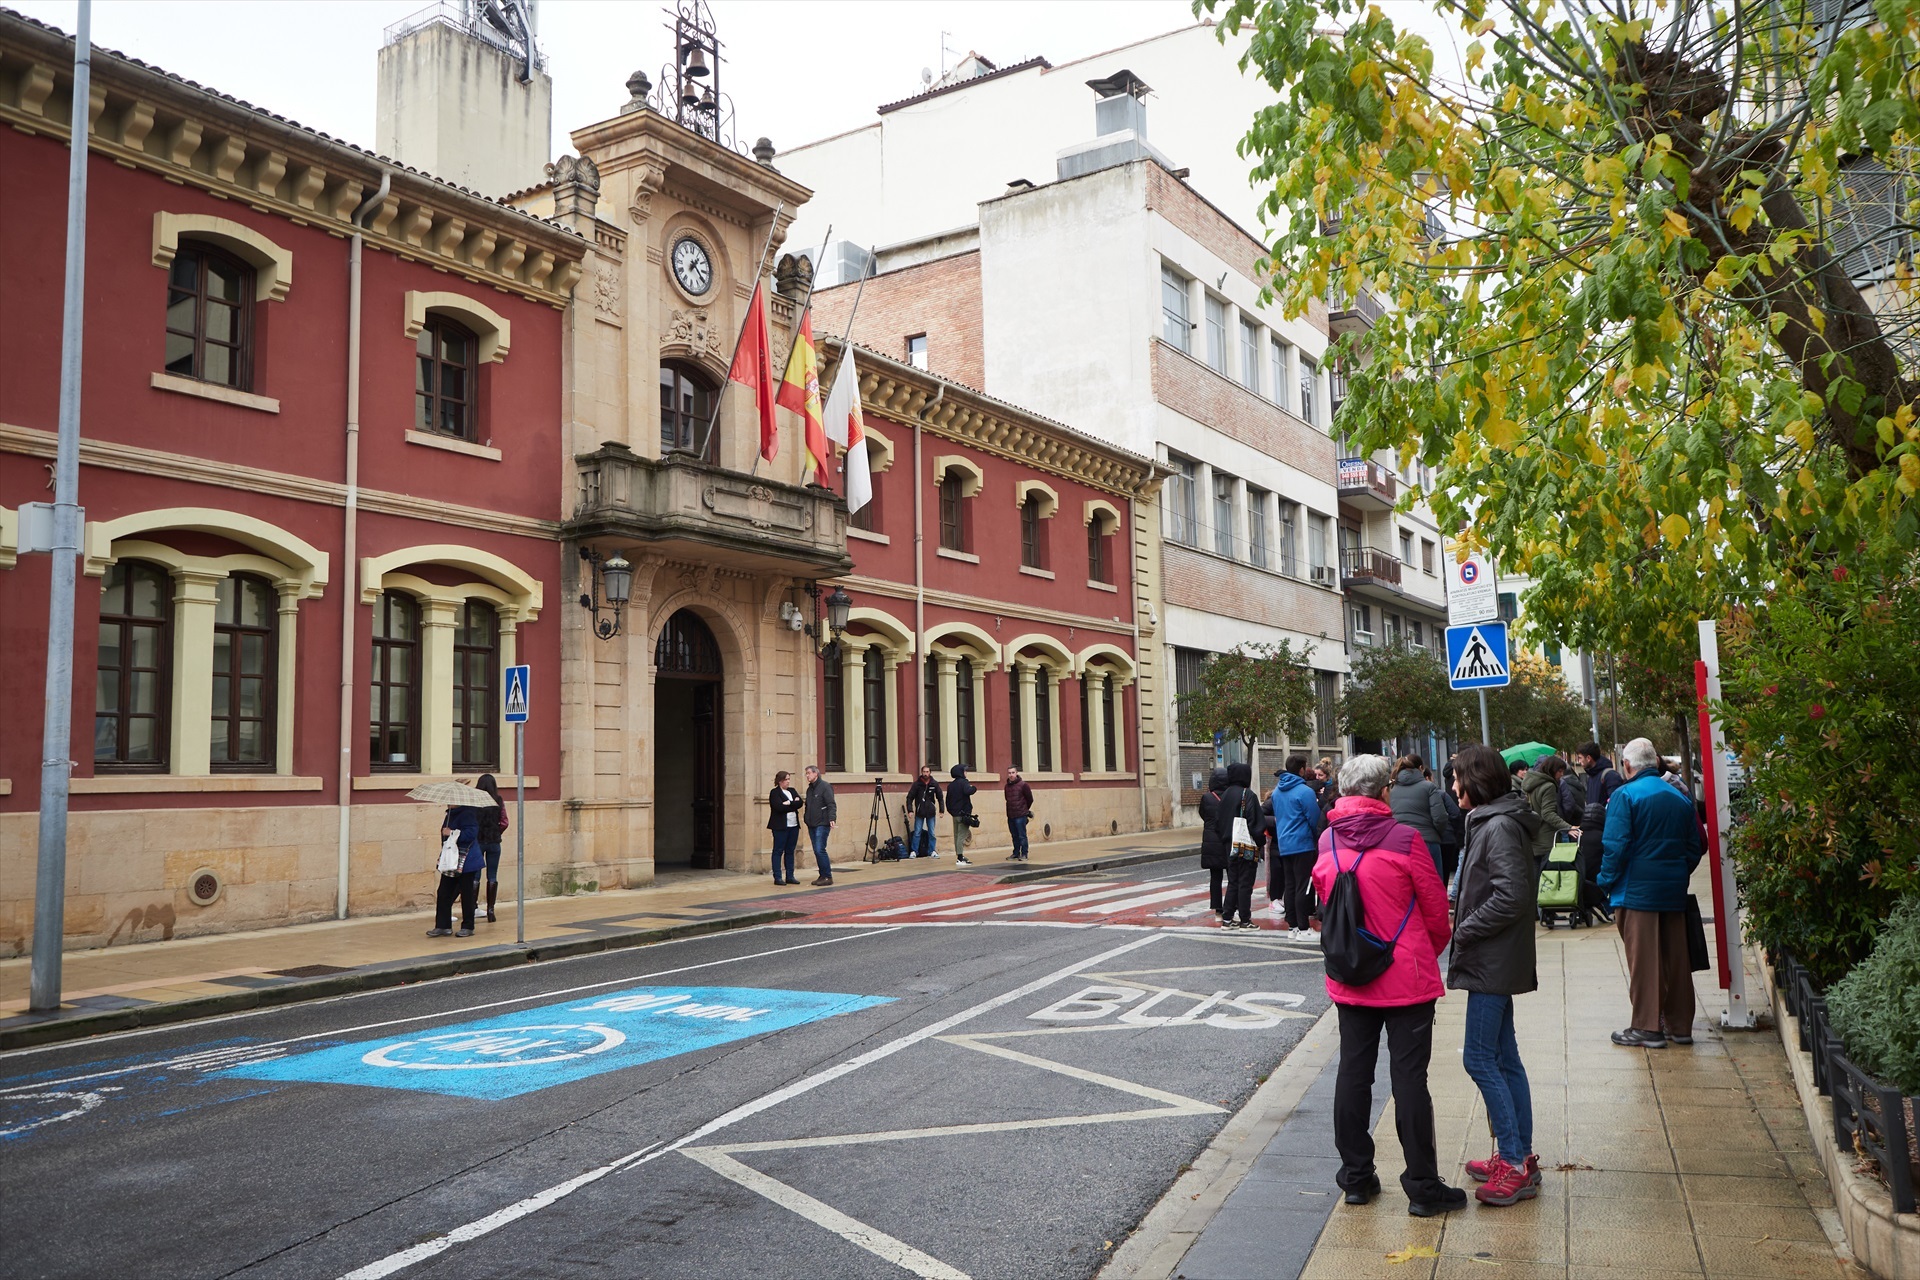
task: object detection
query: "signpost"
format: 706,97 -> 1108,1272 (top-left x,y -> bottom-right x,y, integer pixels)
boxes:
1445,621 -> 1510,745
503,664 -> 530,945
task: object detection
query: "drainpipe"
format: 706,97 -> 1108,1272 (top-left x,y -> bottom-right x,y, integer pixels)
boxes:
1128,493 -> 1148,832
912,384 -> 944,762
336,172 -> 390,920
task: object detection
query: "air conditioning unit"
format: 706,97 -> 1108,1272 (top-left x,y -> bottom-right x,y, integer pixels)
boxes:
1309,565 -> 1334,585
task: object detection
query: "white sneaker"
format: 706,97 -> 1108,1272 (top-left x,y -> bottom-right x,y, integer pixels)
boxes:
1292,929 -> 1318,943
1267,902 -> 1286,916
956,857 -> 971,865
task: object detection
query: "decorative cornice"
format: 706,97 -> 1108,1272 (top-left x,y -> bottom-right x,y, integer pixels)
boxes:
0,12 -> 585,309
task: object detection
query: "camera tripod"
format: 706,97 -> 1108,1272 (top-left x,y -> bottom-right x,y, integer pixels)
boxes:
863,777 -> 899,863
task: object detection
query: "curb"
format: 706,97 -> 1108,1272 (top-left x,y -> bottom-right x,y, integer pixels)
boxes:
990,844 -> 1199,884
0,908 -> 798,1054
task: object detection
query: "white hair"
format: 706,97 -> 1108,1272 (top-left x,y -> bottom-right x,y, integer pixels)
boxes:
1340,753 -> 1394,798
1621,738 -> 1661,776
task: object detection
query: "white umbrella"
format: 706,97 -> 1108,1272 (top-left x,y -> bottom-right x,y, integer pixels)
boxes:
405,781 -> 497,807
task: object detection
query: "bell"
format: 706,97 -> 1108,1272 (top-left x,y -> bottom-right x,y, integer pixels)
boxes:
696,85 -> 718,114
680,81 -> 701,107
683,45 -> 710,78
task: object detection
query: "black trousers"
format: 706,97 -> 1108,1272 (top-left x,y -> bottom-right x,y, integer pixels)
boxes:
1277,852 -> 1316,929
1207,865 -> 1225,914
1333,1000 -> 1445,1202
434,871 -> 478,930
1440,844 -> 1461,892
1575,829 -> 1607,920
1223,857 -> 1258,923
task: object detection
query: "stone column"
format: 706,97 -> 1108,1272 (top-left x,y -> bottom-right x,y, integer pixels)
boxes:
420,598 -> 458,775
1113,679 -> 1132,773
880,654 -> 901,775
1017,661 -> 1038,775
937,654 -> 960,770
968,658 -> 991,771
169,568 -> 223,775
1046,668 -> 1063,773
842,641 -> 867,776
274,583 -> 300,776
1087,671 -> 1108,776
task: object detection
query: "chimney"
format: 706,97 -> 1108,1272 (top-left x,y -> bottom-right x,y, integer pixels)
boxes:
1055,69 -> 1172,183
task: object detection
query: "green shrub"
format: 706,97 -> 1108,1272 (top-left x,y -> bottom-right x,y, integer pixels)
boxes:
1827,896 -> 1920,1095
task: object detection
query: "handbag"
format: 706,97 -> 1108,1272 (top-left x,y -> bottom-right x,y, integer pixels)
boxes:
1229,789 -> 1261,859
1684,894 -> 1711,972
437,832 -> 463,874
965,813 -> 981,828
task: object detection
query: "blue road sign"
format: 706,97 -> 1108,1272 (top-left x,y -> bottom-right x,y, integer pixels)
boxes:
217,985 -> 893,1100
503,664 -> 531,723
1445,622 -> 1511,690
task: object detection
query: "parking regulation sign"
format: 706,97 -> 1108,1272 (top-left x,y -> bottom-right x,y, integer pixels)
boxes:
1445,622 -> 1511,690
1447,553 -> 1499,627
503,664 -> 531,723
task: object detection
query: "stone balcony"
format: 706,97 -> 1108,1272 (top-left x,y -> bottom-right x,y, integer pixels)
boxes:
566,443 -> 852,577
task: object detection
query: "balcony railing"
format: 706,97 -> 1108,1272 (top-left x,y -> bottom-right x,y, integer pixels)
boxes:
1327,285 -> 1387,335
1336,457 -> 1397,510
1340,547 -> 1403,588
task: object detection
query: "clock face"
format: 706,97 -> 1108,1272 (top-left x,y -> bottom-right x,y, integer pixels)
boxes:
671,237 -> 712,296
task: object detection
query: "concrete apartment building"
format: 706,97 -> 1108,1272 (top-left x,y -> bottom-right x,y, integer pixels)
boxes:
793,27 -> 1355,820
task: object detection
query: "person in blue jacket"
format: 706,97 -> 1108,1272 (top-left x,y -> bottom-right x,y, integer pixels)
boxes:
1269,755 -> 1327,942
1597,739 -> 1706,1048
429,796 -> 486,938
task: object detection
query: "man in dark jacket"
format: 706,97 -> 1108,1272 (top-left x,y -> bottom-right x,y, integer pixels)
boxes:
1447,745 -> 1544,1205
1004,768 -> 1035,861
1599,739 -> 1707,1048
946,764 -> 977,867
1573,743 -> 1625,924
1268,757 -> 1325,940
1198,767 -> 1229,917
905,765 -> 944,859
802,765 -> 837,886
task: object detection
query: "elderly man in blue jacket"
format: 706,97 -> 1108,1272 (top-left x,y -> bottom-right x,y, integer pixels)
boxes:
1268,755 -> 1326,942
1598,738 -> 1705,1048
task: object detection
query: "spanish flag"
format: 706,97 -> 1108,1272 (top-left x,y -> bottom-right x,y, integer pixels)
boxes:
777,308 -> 830,479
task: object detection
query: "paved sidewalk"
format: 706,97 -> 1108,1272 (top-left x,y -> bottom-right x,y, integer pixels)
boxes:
1115,875 -> 1868,1280
0,825 -> 1195,1044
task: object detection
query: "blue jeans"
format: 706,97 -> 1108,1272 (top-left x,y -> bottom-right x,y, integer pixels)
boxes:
808,825 -> 832,878
1009,815 -> 1030,857
1462,991 -> 1533,1164
770,826 -> 798,882
911,815 -> 938,857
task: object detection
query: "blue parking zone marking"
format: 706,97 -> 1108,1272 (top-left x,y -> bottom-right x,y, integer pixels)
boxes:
218,985 -> 892,1100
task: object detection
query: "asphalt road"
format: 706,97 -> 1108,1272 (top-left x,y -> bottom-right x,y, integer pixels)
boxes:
0,866 -> 1331,1280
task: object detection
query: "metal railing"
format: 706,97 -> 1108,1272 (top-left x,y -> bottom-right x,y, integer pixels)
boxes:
382,1 -> 549,69
1336,457 -> 1398,505
1340,546 -> 1403,586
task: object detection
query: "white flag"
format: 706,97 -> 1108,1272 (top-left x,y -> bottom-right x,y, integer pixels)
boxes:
823,354 -> 871,513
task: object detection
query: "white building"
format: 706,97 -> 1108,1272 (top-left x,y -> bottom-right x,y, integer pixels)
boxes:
793,31 -> 1357,820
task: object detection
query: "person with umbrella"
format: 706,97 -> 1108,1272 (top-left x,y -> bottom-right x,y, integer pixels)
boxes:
410,780 -> 492,938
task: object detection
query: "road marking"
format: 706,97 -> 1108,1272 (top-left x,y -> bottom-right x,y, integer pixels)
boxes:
861,883 -> 1072,916
0,926 -> 904,1091
333,932 -> 1163,1280
337,1142 -> 662,1280
918,884 -> 1112,917
1071,886 -> 1207,914
998,881 -> 1183,914
682,1148 -> 970,1280
0,1086 -> 119,1138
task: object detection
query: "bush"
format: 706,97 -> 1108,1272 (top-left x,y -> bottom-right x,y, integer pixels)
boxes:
1827,896 -> 1920,1095
1721,540 -> 1920,985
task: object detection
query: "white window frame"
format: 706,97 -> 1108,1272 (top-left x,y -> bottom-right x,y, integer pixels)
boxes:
1160,265 -> 1192,353
1238,318 -> 1261,394
1205,295 -> 1229,374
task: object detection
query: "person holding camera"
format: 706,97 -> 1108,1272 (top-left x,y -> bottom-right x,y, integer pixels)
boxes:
905,764 -> 944,858
945,764 -> 978,866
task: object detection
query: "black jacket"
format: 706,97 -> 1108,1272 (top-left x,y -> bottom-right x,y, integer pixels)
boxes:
1437,784 -> 1464,849
803,777 -> 837,828
1210,784 -> 1267,851
766,785 -> 803,833
906,778 -> 944,819
946,766 -> 977,818
1447,791 -> 1542,995
1389,768 -> 1450,859
1198,768 -> 1230,869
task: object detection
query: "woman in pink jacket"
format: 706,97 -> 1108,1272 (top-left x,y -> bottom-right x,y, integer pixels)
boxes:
1312,753 -> 1466,1217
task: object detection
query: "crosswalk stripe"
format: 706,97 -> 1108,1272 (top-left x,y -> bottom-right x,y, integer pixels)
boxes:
997,880 -> 1184,915
919,884 -> 1104,917
862,884 -> 1058,917
1070,886 -> 1208,915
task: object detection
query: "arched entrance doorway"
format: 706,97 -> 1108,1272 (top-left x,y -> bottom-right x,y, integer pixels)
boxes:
654,608 -> 723,870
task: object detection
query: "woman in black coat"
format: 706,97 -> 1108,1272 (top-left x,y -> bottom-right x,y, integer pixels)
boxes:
1198,767 -> 1230,919
766,771 -> 804,886
1211,762 -> 1267,929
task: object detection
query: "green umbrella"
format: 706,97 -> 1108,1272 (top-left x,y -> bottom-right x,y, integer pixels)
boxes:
1501,742 -> 1557,767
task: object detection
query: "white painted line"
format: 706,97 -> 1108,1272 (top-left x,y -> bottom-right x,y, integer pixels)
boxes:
0,927 -> 905,1093
332,932 -> 1163,1279
919,884 -> 1113,917
337,1143 -> 662,1280
1071,887 -> 1210,915
1160,900 -> 1219,918
860,882 -> 1066,917
998,881 -> 1183,915
681,1149 -> 970,1280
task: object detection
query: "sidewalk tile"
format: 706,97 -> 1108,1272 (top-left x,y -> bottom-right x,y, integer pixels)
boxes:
1689,1202 -> 1831,1242
1694,1235 -> 1852,1277
1565,1226 -> 1703,1270
1433,1260 -> 1570,1280
1301,1244 -> 1437,1279
1679,1174 -> 1812,1206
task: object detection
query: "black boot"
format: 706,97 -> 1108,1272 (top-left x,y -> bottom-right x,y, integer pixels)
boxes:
486,881 -> 498,923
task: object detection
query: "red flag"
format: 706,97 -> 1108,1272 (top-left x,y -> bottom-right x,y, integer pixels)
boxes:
777,308 -> 830,478
729,281 -> 779,461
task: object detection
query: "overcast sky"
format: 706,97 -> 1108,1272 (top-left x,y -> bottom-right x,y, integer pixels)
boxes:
13,0 -> 1223,157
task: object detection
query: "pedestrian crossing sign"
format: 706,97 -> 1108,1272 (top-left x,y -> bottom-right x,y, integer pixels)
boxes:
1444,622 -> 1511,690
503,664 -> 531,723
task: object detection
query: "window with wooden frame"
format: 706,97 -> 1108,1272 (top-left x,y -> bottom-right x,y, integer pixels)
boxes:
1007,673 -> 1023,770
95,560 -> 173,771
416,316 -> 478,441
821,652 -> 845,772
453,600 -> 499,771
938,470 -> 967,552
862,646 -> 887,773
660,360 -> 719,461
849,483 -> 878,532
954,660 -> 976,770
1020,496 -> 1047,570
1079,679 -> 1092,774
923,654 -> 942,768
370,591 -> 421,771
211,573 -> 276,771
1087,519 -> 1109,584
1102,679 -> 1119,772
1035,667 -> 1054,772
165,243 -> 253,390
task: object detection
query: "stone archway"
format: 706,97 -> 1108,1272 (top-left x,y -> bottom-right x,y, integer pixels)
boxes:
653,608 -> 723,869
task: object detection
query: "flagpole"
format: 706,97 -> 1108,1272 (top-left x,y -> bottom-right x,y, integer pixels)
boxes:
819,248 -> 876,495
692,200 -> 786,462
750,223 -> 834,478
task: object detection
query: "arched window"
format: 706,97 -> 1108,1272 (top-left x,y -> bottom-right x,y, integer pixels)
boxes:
95,560 -> 173,770
211,573 -> 276,770
660,360 -> 718,461
923,654 -> 942,769
1035,667 -> 1054,772
454,600 -> 498,770
1103,678 -> 1119,772
416,315 -> 478,441
370,591 -> 421,770
165,243 -> 253,389
954,659 -> 976,770
655,609 -> 722,676
821,653 -> 845,772
862,645 -> 887,774
938,471 -> 967,552
1020,496 -> 1047,570
1008,672 -> 1022,771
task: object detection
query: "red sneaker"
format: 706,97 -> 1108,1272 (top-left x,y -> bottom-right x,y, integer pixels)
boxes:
1525,1153 -> 1542,1187
1475,1157 -> 1539,1207
1464,1150 -> 1498,1183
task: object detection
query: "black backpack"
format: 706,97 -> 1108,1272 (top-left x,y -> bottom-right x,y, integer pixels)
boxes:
1320,831 -> 1418,986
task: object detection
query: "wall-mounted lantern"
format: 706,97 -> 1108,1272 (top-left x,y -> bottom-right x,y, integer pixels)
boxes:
579,547 -> 633,640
